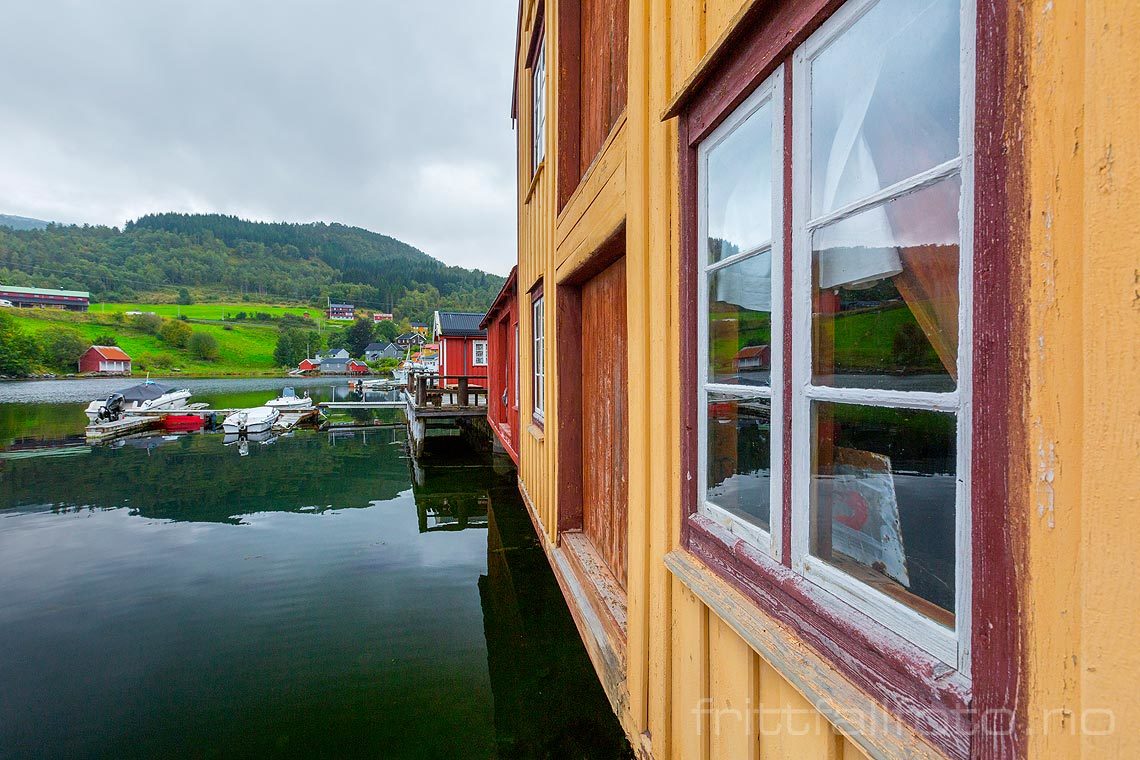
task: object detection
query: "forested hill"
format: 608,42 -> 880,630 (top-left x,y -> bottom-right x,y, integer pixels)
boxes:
0,213 -> 504,319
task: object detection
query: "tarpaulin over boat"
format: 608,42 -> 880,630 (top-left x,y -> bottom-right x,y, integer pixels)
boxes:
111,382 -> 176,403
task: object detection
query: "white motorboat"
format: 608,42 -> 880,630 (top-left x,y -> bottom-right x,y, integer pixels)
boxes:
265,386 -> 313,411
85,380 -> 192,423
221,406 -> 280,435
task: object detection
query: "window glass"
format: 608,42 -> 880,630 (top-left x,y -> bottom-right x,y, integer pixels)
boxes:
811,177 -> 960,392
706,100 -> 774,263
809,0 -> 960,218
532,37 -> 546,171
810,402 -> 956,624
708,252 -> 773,387
706,394 -> 772,531
533,297 -> 545,419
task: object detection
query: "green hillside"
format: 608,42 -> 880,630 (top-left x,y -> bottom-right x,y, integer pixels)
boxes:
1,307 -> 281,377
0,213 -> 504,323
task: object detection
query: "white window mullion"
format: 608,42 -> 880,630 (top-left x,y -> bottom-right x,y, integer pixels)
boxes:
955,0 -> 977,676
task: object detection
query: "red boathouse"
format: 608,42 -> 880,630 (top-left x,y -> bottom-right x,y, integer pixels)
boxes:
479,268 -> 519,463
432,311 -> 488,388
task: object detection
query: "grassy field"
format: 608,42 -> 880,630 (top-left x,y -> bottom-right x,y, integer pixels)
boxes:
95,301 -> 327,325
3,306 -> 285,376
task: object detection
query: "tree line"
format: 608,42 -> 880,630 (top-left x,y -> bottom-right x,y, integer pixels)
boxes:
0,213 -> 504,323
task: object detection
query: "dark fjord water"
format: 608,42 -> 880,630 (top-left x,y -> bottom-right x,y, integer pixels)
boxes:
0,379 -> 629,758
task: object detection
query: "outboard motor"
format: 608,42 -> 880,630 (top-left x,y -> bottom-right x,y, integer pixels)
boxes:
97,393 -> 125,422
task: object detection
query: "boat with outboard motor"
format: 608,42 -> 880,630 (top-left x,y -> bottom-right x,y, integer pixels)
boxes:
220,406 -> 280,435
264,386 -> 313,411
84,380 -> 192,423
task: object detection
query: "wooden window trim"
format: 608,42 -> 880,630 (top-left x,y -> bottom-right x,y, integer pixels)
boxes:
525,4 -> 546,179
531,281 -> 546,428
676,2 -> 1024,759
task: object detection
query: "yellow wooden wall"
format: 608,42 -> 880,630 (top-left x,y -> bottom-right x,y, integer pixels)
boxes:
1023,1 -> 1140,758
515,0 -> 1139,758
516,0 -> 557,543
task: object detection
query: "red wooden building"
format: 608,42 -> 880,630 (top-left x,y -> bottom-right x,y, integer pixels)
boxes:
298,358 -> 319,372
432,311 -> 488,387
479,267 -> 519,463
78,345 -> 132,375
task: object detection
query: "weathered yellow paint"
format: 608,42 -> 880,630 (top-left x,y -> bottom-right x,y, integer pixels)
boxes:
1024,1 -> 1140,758
512,0 -> 1139,757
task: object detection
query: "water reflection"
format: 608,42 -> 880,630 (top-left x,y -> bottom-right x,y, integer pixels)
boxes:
0,392 -> 629,758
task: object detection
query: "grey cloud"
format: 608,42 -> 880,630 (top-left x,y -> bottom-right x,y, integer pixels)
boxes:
0,0 -> 518,275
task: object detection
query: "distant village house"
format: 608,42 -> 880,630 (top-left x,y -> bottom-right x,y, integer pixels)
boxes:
78,346 -> 132,375
326,303 -> 355,321
364,342 -> 402,362
394,332 -> 427,349
0,286 -> 89,312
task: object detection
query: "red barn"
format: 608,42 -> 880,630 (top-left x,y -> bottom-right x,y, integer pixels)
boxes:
78,345 -> 132,375
480,267 -> 518,463
432,311 -> 488,388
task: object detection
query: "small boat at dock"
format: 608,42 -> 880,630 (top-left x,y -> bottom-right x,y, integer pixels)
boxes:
221,406 -> 280,435
265,386 -> 313,411
84,381 -> 192,423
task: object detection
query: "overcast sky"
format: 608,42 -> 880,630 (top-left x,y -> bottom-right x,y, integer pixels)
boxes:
0,0 -> 519,275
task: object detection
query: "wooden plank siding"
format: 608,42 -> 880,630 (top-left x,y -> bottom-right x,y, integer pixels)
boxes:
581,256 -> 629,588
509,1 -> 1133,758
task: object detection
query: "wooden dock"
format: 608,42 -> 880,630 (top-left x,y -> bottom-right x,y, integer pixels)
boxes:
85,406 -> 323,443
403,372 -> 488,457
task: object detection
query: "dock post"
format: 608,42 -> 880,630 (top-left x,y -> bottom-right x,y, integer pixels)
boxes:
458,376 -> 469,407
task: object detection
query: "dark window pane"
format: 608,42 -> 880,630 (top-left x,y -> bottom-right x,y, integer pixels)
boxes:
810,0 -> 960,218
812,178 -> 959,392
810,402 -> 956,624
708,252 -> 773,387
707,100 -> 774,263
706,396 -> 771,531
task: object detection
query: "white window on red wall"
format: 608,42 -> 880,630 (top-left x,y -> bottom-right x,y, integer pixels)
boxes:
473,340 -> 488,367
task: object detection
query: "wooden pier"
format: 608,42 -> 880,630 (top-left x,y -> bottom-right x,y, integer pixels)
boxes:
403,372 -> 488,457
85,406 -> 322,442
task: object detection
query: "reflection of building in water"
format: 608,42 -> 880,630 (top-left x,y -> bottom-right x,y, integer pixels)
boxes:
478,475 -> 632,759
409,454 -> 490,533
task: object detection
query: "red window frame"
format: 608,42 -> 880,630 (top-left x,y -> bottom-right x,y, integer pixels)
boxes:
676,1 -> 1023,758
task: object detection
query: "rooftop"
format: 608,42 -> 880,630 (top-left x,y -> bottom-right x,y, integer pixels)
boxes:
435,311 -> 487,338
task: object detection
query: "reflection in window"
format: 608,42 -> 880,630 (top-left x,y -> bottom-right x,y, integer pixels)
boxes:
810,0 -> 960,218
707,396 -> 772,531
810,402 -> 956,624
811,177 -> 960,392
698,76 -> 781,539
709,251 -> 773,387
707,100 -> 774,263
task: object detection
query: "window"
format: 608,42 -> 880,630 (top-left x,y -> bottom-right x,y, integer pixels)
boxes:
692,0 -> 970,669
473,340 -> 488,367
532,35 -> 546,172
514,324 -> 520,410
532,295 -> 545,422
697,73 -> 785,555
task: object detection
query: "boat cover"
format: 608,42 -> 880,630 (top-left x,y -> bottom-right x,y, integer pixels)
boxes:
112,382 -> 177,403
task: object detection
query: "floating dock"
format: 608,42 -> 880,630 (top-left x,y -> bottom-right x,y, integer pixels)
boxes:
85,406 -> 323,443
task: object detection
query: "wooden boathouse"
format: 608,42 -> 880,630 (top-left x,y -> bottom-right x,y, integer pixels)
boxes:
480,267 -> 520,464
499,0 -> 1140,758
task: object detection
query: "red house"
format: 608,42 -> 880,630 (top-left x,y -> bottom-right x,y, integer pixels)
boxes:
346,359 -> 369,375
78,345 -> 132,375
432,310 -> 488,388
298,358 -> 320,372
479,267 -> 518,464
